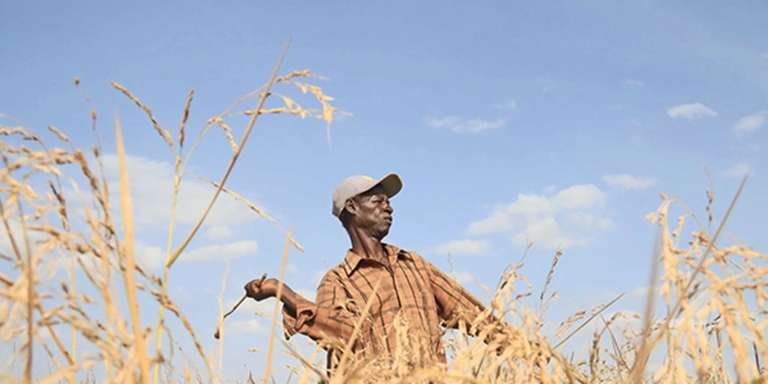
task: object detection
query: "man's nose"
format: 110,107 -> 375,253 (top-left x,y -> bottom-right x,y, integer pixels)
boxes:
384,202 -> 393,214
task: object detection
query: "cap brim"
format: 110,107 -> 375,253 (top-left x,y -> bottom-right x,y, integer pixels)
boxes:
376,173 -> 402,198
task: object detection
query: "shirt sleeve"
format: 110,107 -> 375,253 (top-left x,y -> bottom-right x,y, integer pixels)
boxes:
281,270 -> 370,347
427,260 -> 487,326
424,257 -> 511,343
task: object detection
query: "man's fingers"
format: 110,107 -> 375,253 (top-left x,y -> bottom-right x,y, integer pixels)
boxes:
254,273 -> 268,288
244,273 -> 269,298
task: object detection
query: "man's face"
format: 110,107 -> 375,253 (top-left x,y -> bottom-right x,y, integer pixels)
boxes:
349,185 -> 394,240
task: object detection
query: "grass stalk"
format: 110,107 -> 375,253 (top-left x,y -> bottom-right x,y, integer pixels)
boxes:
153,122 -> 186,384
263,228 -> 293,384
166,39 -> 291,268
12,168 -> 35,384
0,148 -> 36,382
216,262 -> 230,382
115,114 -> 151,382
0,58 -> 338,382
636,175 -> 748,376
3,51 -> 764,384
627,229 -> 662,383
152,88 -> 194,384
554,293 -> 624,350
25,242 -> 33,383
151,42 -> 289,382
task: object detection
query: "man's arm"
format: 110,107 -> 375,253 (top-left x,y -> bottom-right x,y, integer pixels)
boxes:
244,272 -> 368,344
244,277 -> 311,318
425,261 -> 507,339
424,266 -> 543,358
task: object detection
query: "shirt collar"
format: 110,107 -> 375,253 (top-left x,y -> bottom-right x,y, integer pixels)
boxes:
342,243 -> 412,276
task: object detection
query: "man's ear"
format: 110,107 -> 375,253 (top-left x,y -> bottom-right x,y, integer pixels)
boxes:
344,198 -> 358,215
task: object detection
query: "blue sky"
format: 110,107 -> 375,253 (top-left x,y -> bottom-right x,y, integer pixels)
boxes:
2,1 -> 767,381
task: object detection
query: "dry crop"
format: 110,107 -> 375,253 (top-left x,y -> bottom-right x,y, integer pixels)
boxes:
1,47 -> 766,383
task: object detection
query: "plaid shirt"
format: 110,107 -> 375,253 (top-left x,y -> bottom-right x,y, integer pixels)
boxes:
282,243 -> 489,367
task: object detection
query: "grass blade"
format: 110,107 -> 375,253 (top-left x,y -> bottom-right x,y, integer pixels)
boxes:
167,40 -> 292,268
115,114 -> 151,382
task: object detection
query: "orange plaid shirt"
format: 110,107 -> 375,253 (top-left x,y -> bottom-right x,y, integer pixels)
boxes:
282,244 -> 489,366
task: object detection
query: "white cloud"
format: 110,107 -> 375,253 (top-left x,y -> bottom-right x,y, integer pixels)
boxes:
622,79 -> 645,87
426,116 -> 507,134
182,240 -> 258,262
556,185 -> 606,210
134,239 -> 166,270
171,286 -> 192,302
427,116 -> 460,128
627,285 -> 664,300
100,154 -> 259,230
666,103 -> 718,120
563,211 -> 613,231
450,271 -> 475,285
432,239 -> 490,256
492,99 -> 518,111
539,79 -> 559,93
467,184 -> 611,250
601,174 -> 657,191
511,216 -> 587,249
466,209 -> 517,235
0,219 -> 40,260
204,225 -> 233,240
732,112 -> 765,136
722,163 -> 753,178
226,319 -> 267,335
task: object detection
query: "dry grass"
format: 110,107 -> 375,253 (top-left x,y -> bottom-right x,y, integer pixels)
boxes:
287,182 -> 766,384
0,44 -> 340,383
1,47 -> 766,383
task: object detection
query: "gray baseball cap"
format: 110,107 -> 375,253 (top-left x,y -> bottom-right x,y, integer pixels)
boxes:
332,173 -> 402,217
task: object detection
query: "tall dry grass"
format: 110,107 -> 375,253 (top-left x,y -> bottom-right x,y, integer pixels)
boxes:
0,44 -> 340,383
305,179 -> 767,384
1,46 -> 766,383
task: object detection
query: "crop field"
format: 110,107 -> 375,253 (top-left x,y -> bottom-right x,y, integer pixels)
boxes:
1,50 -> 767,384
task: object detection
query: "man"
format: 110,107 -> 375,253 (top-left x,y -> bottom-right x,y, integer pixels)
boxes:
244,173 -> 500,372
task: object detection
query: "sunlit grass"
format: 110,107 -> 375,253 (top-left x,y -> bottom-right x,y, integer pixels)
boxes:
0,46 -> 766,383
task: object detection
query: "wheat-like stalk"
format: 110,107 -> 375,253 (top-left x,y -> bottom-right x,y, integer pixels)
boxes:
0,44 -> 343,383
1,45 -> 766,383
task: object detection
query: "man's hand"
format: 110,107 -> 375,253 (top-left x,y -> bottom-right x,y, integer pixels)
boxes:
244,277 -> 280,301
243,277 -> 304,318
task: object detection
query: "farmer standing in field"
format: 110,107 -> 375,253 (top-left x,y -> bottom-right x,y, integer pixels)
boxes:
244,173 -> 506,372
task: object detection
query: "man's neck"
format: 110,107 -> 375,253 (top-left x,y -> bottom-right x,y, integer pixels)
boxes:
349,230 -> 389,265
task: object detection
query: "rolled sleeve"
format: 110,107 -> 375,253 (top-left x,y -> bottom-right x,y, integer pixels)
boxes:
282,302 -> 317,339
282,271 -> 366,345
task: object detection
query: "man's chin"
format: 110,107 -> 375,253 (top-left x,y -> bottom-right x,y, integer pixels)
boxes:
376,228 -> 390,240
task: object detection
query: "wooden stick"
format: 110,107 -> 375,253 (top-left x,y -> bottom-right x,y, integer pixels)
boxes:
214,273 -> 266,339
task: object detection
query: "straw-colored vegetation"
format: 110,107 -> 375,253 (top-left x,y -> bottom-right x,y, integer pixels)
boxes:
1,47 -> 766,383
